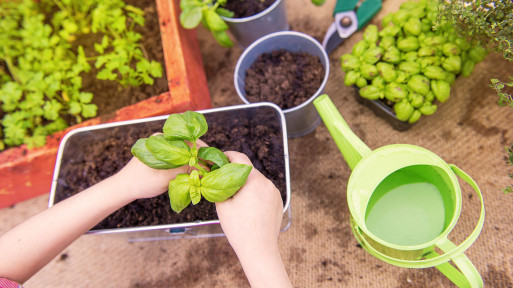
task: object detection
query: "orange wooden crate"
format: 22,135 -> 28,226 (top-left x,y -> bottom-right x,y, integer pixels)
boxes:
0,0 -> 211,208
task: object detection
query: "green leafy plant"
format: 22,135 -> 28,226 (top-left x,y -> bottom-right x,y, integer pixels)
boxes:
179,0 -> 234,47
436,0 -> 513,106
0,0 -> 93,149
44,0 -> 163,87
131,111 -> 252,213
179,0 -> 322,47
0,0 -> 162,150
340,0 -> 486,124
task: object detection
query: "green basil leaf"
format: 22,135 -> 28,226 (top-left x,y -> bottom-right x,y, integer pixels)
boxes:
215,7 -> 234,18
168,174 -> 192,213
163,111 -> 208,141
131,138 -> 180,169
180,0 -> 201,13
211,30 -> 233,47
205,9 -> 228,31
200,163 -> 252,202
190,186 -> 202,205
198,147 -> 229,170
180,7 -> 202,29
146,134 -> 191,166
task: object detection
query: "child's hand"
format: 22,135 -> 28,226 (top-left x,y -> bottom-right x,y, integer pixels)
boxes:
216,152 -> 291,288
116,138 -> 208,200
216,151 -> 284,251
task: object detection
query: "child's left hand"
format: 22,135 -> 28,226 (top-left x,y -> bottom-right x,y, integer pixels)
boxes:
117,139 -> 208,200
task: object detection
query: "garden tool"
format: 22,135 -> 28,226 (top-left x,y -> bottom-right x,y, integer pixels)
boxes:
322,0 -> 382,54
313,94 -> 485,288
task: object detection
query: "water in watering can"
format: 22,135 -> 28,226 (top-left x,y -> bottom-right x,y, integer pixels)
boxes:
365,165 -> 453,246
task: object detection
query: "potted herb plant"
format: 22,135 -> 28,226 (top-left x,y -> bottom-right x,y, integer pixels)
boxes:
0,0 -> 210,208
49,104 -> 291,239
340,0 -> 486,131
178,0 -> 288,48
234,31 -> 330,138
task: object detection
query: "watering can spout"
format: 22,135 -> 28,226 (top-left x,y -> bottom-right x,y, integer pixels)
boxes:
313,94 -> 372,170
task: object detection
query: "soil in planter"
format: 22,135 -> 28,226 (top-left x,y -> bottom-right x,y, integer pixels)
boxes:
224,0 -> 275,18
61,0 -> 168,125
244,49 -> 325,110
53,106 -> 286,230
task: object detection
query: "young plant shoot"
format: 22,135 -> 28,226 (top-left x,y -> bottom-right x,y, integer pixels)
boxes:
131,111 -> 252,213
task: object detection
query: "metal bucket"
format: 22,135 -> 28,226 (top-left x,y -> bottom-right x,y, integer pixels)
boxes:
221,0 -> 289,49
234,31 -> 330,138
49,103 -> 291,241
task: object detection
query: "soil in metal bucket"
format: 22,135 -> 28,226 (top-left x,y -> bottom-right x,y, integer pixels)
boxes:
223,0 -> 276,18
364,165 -> 454,246
244,50 -> 325,110
53,107 -> 286,230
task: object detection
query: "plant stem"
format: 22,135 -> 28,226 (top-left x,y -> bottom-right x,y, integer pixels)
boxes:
194,164 -> 208,174
4,56 -> 21,84
139,44 -> 149,60
51,0 -> 70,16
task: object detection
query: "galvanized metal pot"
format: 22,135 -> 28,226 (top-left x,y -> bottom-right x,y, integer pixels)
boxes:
49,103 -> 291,241
221,0 -> 289,49
234,31 -> 330,138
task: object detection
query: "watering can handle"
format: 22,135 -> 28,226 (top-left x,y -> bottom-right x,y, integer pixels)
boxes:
354,164 -> 484,286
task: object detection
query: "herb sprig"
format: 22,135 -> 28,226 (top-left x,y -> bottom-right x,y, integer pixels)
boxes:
131,111 -> 252,213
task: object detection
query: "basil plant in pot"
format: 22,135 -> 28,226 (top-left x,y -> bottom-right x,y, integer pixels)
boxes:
178,0 -> 288,48
49,104 -> 291,240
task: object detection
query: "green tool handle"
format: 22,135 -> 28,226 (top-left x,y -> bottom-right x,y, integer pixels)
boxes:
353,164 -> 485,287
333,0 -> 382,29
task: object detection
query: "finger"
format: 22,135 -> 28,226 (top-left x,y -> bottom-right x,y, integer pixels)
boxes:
196,139 -> 208,148
224,151 -> 253,166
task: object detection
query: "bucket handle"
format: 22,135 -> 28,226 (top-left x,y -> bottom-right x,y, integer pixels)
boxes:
354,164 -> 484,287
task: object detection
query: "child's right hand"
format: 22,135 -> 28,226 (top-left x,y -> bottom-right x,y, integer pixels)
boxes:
216,152 -> 291,288
215,151 -> 284,253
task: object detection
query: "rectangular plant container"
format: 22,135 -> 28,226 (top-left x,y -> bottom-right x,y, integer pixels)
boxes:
48,103 -> 291,240
0,0 -> 210,209
353,89 -> 412,131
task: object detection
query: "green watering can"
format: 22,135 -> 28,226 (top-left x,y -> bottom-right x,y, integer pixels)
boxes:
313,94 -> 485,288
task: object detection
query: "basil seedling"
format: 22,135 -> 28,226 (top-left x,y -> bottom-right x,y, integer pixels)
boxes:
131,111 -> 252,213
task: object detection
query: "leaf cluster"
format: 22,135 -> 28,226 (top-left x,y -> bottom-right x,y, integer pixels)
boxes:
131,111 -> 252,213
341,0 -> 487,124
0,0 -> 163,150
0,0 -> 94,149
436,0 -> 513,61
44,0 -> 163,87
436,0 -> 513,106
179,0 -> 234,47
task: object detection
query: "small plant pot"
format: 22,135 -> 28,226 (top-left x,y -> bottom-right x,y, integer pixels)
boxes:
221,0 -> 289,49
234,31 -> 330,138
49,103 -> 291,240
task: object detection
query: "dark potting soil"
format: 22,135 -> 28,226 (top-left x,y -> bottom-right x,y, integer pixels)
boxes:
244,49 -> 325,110
69,0 -> 168,124
53,106 -> 286,230
224,0 -> 276,18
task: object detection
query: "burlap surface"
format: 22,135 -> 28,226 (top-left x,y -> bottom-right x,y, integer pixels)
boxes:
1,0 -> 512,287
